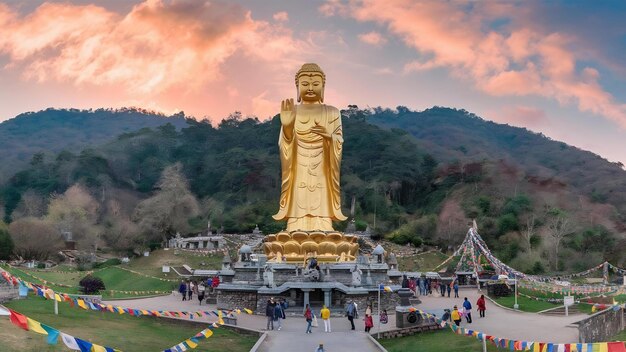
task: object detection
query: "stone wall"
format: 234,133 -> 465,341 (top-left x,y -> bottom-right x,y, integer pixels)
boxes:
577,307 -> 625,343
376,321 -> 442,339
217,290 -> 258,311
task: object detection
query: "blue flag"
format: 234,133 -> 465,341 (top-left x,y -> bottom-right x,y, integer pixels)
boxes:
41,323 -> 59,345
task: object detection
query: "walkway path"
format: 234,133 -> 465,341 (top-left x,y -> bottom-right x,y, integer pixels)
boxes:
104,288 -> 586,351
104,294 -> 380,351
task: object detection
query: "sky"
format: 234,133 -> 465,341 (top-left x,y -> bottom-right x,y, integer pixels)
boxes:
1,0 -> 626,165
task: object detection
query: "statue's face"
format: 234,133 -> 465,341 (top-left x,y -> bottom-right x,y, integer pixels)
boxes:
297,73 -> 324,103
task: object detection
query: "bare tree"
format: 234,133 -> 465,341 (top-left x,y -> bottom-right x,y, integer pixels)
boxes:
9,217 -> 63,260
46,184 -> 100,250
520,213 -> 537,254
133,163 -> 200,243
12,190 -> 47,219
546,209 -> 575,270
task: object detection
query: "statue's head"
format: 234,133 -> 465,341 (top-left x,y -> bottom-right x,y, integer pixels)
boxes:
295,63 -> 325,103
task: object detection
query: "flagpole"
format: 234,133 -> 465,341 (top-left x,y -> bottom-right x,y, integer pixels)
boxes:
377,282 -> 381,339
482,334 -> 487,352
54,299 -> 58,315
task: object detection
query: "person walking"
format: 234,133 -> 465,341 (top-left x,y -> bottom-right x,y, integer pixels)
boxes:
477,294 -> 486,318
440,281 -> 446,297
446,282 -> 451,297
187,280 -> 194,301
380,309 -> 388,324
274,299 -> 285,330
266,298 -> 276,330
365,304 -> 372,317
453,280 -> 459,298
304,304 -> 313,333
197,282 -> 206,305
178,281 -> 187,301
364,313 -> 373,333
320,305 -> 331,332
451,305 -> 462,326
346,300 -> 357,330
463,297 -> 473,323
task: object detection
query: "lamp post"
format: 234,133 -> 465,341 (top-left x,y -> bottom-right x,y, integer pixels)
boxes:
377,282 -> 381,339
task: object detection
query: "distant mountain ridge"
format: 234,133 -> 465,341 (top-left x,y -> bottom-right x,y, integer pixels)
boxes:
2,105 -> 626,272
367,106 -> 626,216
0,108 -> 189,183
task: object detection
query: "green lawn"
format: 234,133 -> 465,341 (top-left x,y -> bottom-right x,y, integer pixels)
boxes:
93,267 -> 175,294
492,294 -> 559,312
1,298 -> 257,352
2,265 -> 175,299
1,265 -> 81,294
397,251 -> 449,271
126,249 -> 224,278
379,329 -> 499,352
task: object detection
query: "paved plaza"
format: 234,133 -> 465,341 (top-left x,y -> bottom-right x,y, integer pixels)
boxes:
104,288 -> 587,350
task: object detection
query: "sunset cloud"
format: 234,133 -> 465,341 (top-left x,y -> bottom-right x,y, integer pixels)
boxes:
358,31 -> 387,46
321,0 -> 626,128
0,1 -> 307,112
487,106 -> 549,129
273,11 -> 288,22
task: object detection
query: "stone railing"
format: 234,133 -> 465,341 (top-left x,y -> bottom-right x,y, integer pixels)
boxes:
375,321 -> 441,339
576,306 -> 625,343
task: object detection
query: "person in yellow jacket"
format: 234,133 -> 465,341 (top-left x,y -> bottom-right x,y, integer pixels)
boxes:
451,305 -> 462,326
320,305 -> 331,332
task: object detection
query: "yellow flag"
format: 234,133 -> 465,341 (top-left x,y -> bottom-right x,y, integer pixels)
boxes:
91,344 -> 107,352
77,299 -> 88,310
599,342 -> 609,352
55,293 -> 62,302
218,310 -> 224,325
26,317 -> 48,335
202,329 -> 214,338
244,308 -> 253,314
185,339 -> 198,348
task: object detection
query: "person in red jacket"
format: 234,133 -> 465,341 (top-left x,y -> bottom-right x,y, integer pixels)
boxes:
477,294 -> 486,318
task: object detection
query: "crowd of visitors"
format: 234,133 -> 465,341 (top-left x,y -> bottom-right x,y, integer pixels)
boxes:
177,276 -> 220,304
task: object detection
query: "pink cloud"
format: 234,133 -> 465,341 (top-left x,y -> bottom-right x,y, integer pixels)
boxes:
0,1 -> 309,119
324,0 -> 626,128
487,106 -> 548,128
358,31 -> 387,46
273,11 -> 288,22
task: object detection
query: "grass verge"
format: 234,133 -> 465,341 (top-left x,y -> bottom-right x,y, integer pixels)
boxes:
1,298 -> 257,352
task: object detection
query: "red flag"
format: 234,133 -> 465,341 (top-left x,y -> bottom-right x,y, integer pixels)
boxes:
9,309 -> 28,330
608,342 -> 626,352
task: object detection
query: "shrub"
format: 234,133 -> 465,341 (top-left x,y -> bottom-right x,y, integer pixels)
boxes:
79,275 -> 105,294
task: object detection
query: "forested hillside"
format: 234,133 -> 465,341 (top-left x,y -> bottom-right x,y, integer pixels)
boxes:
1,106 -> 625,275
0,108 -> 188,183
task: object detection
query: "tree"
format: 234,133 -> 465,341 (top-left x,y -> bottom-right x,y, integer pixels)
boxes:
0,221 -> 14,260
12,190 -> 47,219
520,213 -> 537,254
46,184 -> 100,251
133,163 -> 199,244
9,217 -> 62,260
546,209 -> 575,270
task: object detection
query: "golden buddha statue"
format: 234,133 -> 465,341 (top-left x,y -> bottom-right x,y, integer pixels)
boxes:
263,63 -> 359,263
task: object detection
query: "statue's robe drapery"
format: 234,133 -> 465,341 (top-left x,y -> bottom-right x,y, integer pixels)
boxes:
273,104 -> 347,231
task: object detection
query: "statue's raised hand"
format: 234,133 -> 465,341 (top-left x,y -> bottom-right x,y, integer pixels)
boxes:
280,98 -> 296,127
